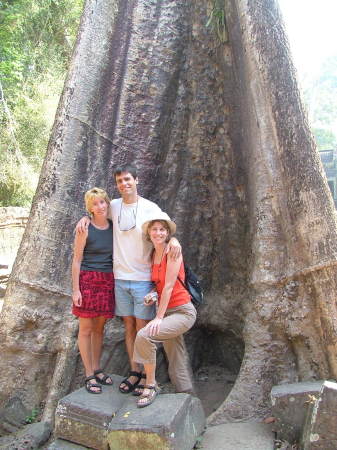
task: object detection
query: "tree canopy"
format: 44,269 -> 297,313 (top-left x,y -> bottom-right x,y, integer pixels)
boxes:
302,54 -> 337,150
1,0 -> 337,206
0,0 -> 83,206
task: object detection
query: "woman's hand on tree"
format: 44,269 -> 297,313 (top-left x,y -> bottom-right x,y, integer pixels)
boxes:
72,290 -> 82,307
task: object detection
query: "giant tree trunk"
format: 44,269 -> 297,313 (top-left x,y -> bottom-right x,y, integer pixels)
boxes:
1,0 -> 337,424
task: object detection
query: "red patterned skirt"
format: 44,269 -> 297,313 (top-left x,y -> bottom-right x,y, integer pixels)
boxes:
72,271 -> 115,318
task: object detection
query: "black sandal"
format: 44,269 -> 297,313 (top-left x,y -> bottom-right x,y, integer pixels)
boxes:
85,375 -> 102,394
94,369 -> 113,385
119,371 -> 142,394
132,373 -> 146,396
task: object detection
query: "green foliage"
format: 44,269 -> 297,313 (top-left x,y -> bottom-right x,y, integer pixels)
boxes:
25,407 -> 40,424
206,0 -> 228,43
0,155 -> 38,207
0,0 -> 83,206
0,0 -> 83,96
302,54 -> 337,150
313,128 -> 337,151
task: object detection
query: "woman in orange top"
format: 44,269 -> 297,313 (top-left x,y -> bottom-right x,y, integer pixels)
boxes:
133,212 -> 197,407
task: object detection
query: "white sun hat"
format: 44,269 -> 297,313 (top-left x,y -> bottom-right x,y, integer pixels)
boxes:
141,211 -> 177,236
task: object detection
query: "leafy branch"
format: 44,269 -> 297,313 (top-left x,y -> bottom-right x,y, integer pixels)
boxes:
25,407 -> 40,424
206,0 -> 228,43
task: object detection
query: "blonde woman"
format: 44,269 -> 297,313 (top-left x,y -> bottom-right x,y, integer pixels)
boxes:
133,212 -> 196,407
72,188 -> 115,393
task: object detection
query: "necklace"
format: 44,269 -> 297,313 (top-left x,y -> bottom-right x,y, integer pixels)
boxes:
154,245 -> 167,266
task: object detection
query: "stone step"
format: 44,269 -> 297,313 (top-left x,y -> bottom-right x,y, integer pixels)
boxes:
200,422 -> 274,450
301,380 -> 337,449
271,380 -> 324,443
48,439 -> 90,449
55,375 -> 126,449
54,374 -> 205,450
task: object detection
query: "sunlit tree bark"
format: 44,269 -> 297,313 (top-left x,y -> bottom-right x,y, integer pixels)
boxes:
1,0 -> 337,424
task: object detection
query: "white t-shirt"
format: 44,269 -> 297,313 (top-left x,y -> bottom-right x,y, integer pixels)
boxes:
110,197 -> 162,281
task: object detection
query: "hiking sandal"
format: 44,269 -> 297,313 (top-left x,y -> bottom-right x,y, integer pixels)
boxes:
119,371 -> 142,393
137,385 -> 160,408
85,375 -> 102,394
132,373 -> 147,396
94,369 -> 113,385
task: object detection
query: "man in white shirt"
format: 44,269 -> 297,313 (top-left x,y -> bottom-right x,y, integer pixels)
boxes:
77,164 -> 180,394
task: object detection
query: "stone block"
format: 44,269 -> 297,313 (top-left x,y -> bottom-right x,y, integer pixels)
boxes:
0,396 -> 31,435
271,381 -> 323,443
301,380 -> 337,449
200,422 -> 274,450
55,375 -> 125,450
107,393 -> 205,450
55,375 -> 205,450
0,421 -> 51,450
0,397 -> 31,436
48,438 -> 91,449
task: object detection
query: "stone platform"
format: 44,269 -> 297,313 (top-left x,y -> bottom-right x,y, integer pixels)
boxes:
53,375 -> 205,450
301,380 -> 337,449
271,380 -> 324,443
50,421 -> 275,450
201,422 -> 274,450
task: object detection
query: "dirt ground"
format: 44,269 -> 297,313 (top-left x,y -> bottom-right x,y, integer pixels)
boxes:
160,364 -> 235,417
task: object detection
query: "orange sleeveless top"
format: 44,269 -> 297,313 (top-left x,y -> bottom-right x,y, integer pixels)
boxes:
152,255 -> 191,309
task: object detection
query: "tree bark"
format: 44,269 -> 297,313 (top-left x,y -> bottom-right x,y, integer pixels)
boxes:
1,0 -> 337,424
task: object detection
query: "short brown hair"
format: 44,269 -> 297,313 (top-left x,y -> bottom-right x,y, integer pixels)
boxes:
145,220 -> 171,243
113,164 -> 137,181
84,187 -> 110,215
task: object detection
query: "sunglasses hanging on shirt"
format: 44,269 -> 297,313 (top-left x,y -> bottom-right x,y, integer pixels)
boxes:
118,197 -> 139,231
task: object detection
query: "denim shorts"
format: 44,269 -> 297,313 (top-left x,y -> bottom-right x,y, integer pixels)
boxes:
114,279 -> 156,320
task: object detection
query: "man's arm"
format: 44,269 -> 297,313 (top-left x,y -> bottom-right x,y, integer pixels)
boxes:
166,237 -> 181,260
149,201 -> 181,259
75,216 -> 90,233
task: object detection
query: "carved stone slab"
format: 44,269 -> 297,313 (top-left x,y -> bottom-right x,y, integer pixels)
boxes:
271,381 -> 324,443
301,380 -> 337,449
54,375 -> 205,450
107,393 -> 205,450
48,438 -> 91,449
55,375 -> 125,450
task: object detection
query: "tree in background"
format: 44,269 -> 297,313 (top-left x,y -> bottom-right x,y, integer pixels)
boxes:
302,54 -> 337,150
314,128 -> 337,150
0,0 -> 83,206
1,0 -> 337,426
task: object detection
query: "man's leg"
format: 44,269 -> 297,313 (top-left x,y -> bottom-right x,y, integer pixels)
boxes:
123,316 -> 137,364
131,281 -> 156,394
114,280 -> 142,391
131,317 -> 150,395
118,315 -> 142,390
136,318 -> 148,331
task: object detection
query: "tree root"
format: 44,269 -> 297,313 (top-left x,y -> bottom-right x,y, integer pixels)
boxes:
42,326 -> 78,425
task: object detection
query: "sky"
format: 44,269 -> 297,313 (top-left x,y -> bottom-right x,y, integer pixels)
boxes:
278,0 -> 337,79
